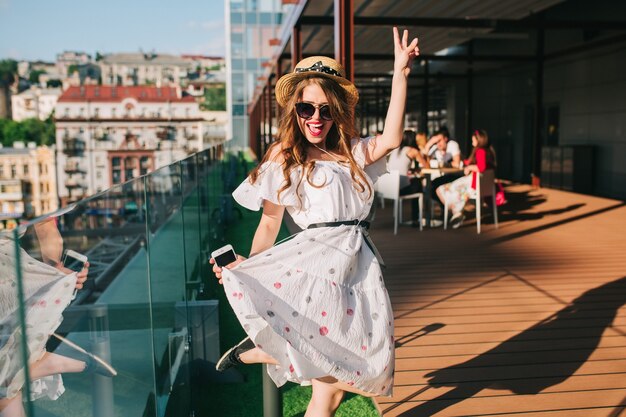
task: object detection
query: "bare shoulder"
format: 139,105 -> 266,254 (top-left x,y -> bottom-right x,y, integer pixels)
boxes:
265,142 -> 286,164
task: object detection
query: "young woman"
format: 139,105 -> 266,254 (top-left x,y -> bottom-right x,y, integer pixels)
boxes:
436,129 -> 496,228
387,129 -> 427,225
211,27 -> 418,416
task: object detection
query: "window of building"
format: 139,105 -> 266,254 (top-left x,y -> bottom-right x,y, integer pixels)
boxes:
38,163 -> 43,175
231,12 -> 243,24
245,12 -> 257,24
0,166 -> 4,177
11,165 -> 17,178
259,12 -> 274,24
231,0 -> 244,11
23,164 -> 28,175
111,108 -> 117,118
112,169 -> 121,184
140,157 -> 150,175
233,104 -> 245,116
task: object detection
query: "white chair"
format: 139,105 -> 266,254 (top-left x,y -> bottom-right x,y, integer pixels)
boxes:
444,169 -> 499,234
376,170 -> 423,234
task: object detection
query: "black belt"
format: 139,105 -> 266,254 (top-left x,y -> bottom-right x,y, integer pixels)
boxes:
306,220 -> 385,268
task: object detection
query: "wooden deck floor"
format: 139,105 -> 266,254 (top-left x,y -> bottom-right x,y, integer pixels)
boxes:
369,184 -> 626,417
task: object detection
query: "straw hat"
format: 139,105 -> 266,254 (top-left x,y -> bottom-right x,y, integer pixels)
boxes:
275,56 -> 359,108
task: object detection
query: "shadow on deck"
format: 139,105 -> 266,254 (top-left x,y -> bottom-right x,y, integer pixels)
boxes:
369,184 -> 626,417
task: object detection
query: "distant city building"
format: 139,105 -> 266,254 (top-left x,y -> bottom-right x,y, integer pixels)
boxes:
56,51 -> 92,78
17,61 -> 30,78
54,85 -> 211,204
18,60 -> 62,88
99,53 -> 194,86
63,63 -> 102,88
181,55 -> 225,71
0,143 -> 58,226
11,87 -> 62,121
226,0 -> 295,149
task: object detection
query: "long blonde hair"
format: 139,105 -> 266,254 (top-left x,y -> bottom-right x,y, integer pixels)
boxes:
250,76 -> 372,207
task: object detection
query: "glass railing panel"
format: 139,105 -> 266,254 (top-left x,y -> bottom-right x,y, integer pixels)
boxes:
10,177 -> 157,417
196,150 -> 212,294
7,146 -> 229,417
144,163 -> 192,417
179,155 -> 202,296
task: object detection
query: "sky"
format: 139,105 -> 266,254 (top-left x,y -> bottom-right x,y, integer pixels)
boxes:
0,0 -> 226,62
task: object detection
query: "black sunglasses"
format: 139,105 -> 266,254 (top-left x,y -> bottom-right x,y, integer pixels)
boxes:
295,102 -> 332,121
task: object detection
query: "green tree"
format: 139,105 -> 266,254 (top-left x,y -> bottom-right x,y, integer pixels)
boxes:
29,69 -> 46,84
46,79 -> 62,88
0,118 -> 13,146
0,59 -> 17,86
2,119 -> 24,146
0,117 -> 55,146
0,60 -> 17,116
200,85 -> 226,111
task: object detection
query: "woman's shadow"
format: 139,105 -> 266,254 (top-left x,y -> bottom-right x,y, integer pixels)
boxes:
399,276 -> 626,416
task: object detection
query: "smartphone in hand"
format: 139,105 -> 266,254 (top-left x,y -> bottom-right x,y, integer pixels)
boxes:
211,244 -> 237,268
62,249 -> 87,300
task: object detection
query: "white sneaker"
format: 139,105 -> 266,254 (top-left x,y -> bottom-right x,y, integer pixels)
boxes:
430,219 -> 443,228
450,213 -> 465,229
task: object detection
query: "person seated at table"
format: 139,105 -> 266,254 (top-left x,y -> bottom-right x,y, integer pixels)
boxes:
415,131 -> 428,154
423,128 -> 464,225
423,127 -> 461,168
436,129 -> 496,228
388,129 -> 427,227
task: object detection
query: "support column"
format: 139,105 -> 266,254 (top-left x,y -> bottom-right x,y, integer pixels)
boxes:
466,41 -> 474,153
421,60 -> 429,134
260,87 -> 266,156
375,84 -> 381,133
267,77 -> 274,147
276,60 -> 283,119
334,0 -> 355,81
531,23 -> 545,187
291,24 -> 302,68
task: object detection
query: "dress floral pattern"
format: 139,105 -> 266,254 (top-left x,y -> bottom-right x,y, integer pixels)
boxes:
440,174 -> 476,215
0,230 -> 76,400
221,137 -> 394,396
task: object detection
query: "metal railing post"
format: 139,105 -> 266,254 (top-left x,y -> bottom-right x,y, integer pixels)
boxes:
262,365 -> 282,417
90,305 -> 115,417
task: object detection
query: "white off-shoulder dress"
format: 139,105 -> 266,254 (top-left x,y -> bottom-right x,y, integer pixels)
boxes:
221,137 -> 394,396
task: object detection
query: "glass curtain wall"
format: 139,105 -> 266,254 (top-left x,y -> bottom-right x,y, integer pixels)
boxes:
226,0 -> 294,151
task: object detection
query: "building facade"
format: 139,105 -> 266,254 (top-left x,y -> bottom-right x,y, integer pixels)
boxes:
54,85 -> 206,204
0,143 -> 58,226
226,0 -> 295,149
100,53 -> 194,87
11,87 -> 62,121
56,51 -> 92,78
